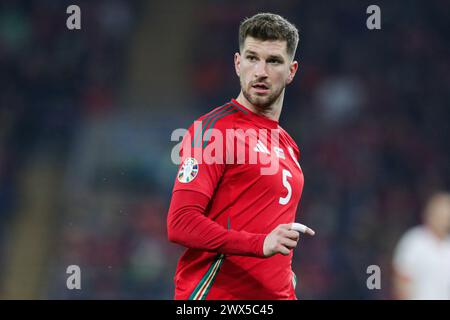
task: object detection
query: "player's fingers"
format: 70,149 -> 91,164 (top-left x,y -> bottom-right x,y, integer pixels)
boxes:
277,228 -> 298,240
280,237 -> 297,249
305,227 -> 315,236
278,245 -> 291,256
278,223 -> 292,230
285,230 -> 300,241
290,223 -> 315,236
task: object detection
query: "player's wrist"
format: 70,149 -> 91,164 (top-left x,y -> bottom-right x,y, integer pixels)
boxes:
257,233 -> 268,257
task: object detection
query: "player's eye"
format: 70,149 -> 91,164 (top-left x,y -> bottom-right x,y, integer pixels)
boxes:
247,55 -> 257,62
268,59 -> 282,64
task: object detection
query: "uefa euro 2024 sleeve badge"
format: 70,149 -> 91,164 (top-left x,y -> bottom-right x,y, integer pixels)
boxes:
178,157 -> 199,183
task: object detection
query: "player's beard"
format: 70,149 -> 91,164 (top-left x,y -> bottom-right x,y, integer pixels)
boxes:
241,79 -> 284,111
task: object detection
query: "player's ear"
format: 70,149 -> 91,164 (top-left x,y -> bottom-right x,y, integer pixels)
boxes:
286,60 -> 299,85
234,52 -> 241,77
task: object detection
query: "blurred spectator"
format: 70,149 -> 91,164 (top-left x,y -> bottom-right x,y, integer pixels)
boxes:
392,192 -> 450,299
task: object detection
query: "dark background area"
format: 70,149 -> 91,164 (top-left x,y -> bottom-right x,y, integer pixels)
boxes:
0,0 -> 449,299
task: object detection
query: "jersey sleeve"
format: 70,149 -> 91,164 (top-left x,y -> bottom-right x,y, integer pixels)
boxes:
172,120 -> 226,200
168,119 -> 266,257
167,189 -> 266,257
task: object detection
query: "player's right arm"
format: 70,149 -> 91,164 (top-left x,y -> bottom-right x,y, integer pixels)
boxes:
167,119 -> 267,257
167,189 -> 267,257
168,192 -> 312,258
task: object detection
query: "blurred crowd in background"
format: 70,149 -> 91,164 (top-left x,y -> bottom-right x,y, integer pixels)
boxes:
0,0 -> 449,299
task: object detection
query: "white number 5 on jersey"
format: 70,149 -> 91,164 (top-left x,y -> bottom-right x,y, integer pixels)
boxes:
279,169 -> 292,205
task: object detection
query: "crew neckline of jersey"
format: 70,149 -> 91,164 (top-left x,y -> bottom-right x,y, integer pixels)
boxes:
230,99 -> 279,129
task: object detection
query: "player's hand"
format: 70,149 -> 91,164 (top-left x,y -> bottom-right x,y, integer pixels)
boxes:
263,223 -> 315,258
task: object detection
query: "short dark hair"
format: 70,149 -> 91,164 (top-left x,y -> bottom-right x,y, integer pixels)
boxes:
239,13 -> 299,59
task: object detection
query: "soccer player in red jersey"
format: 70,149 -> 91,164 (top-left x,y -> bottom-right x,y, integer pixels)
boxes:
167,13 -> 315,300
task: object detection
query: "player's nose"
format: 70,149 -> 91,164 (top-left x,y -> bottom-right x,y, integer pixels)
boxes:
254,60 -> 268,78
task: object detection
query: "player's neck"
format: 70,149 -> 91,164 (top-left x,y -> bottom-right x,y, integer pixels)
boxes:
236,92 -> 283,122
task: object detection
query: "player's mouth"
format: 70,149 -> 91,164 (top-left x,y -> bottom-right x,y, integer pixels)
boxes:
251,82 -> 270,94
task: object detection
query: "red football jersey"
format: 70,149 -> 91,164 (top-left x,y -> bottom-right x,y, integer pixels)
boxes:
168,99 -> 304,299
